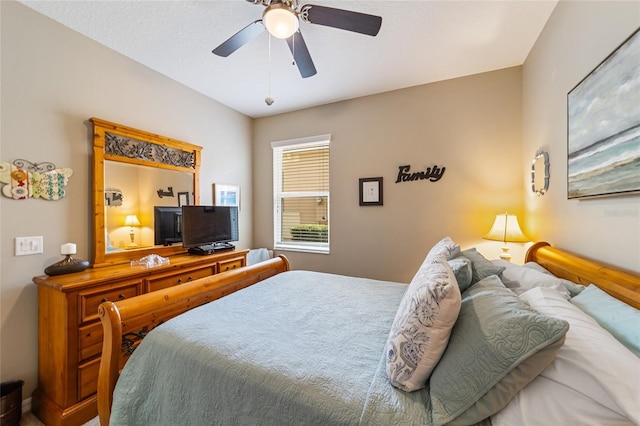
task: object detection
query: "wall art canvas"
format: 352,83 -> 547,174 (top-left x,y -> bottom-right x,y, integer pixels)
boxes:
567,28 -> 640,199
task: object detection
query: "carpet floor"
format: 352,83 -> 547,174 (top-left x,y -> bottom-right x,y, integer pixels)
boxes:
20,412 -> 99,426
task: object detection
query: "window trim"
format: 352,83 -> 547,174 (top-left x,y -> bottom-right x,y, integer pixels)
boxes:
272,135 -> 331,254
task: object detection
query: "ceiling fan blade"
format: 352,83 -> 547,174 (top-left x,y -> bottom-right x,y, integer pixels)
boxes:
301,5 -> 382,36
286,30 -> 317,78
212,20 -> 264,57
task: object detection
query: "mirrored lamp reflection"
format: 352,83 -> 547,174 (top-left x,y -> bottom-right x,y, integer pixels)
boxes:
483,213 -> 530,262
263,4 -> 299,39
125,214 -> 141,247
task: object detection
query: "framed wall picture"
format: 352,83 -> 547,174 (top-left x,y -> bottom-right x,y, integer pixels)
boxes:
567,28 -> 640,199
177,191 -> 190,207
213,183 -> 240,209
359,177 -> 383,206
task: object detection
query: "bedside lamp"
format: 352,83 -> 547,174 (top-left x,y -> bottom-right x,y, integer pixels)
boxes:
483,212 -> 529,262
125,214 -> 141,247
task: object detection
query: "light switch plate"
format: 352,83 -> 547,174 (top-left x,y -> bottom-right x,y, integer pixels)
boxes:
15,236 -> 44,256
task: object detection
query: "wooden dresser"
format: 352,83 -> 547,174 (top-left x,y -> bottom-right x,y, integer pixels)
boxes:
32,249 -> 248,426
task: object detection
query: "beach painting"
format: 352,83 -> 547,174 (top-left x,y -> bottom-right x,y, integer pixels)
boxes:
568,28 -> 640,199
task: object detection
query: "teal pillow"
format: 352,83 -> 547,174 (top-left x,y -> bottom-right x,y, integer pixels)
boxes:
448,256 -> 473,292
429,275 -> 569,425
570,284 -> 640,358
461,248 -> 506,284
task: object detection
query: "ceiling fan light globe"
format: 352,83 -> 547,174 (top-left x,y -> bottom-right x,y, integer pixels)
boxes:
263,5 -> 299,39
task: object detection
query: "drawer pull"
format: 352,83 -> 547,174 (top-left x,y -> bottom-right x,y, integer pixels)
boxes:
101,294 -> 126,303
188,276 -> 193,281
177,278 -> 183,284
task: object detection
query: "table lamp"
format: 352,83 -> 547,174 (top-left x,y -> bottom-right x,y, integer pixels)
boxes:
125,214 -> 141,247
483,212 -> 529,261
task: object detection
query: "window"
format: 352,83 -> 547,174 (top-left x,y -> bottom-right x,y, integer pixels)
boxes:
272,135 -> 330,253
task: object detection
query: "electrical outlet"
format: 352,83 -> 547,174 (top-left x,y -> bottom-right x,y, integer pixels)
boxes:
15,236 -> 44,256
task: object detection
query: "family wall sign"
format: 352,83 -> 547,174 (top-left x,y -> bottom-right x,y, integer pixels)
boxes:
395,164 -> 446,183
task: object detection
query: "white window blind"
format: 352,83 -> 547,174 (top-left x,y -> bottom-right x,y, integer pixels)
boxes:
272,135 -> 330,253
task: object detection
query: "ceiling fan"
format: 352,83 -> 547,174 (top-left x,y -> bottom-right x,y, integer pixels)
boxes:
212,0 -> 382,79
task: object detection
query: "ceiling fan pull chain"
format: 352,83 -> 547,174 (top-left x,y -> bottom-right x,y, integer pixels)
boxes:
265,33 -> 275,106
290,0 -> 300,67
292,32 -> 296,66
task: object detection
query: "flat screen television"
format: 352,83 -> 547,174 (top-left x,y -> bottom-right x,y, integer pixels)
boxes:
154,206 -> 183,246
181,205 -> 239,249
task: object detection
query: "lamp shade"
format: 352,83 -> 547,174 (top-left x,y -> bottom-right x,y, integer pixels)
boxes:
263,4 -> 299,39
125,215 -> 141,227
483,213 -> 529,243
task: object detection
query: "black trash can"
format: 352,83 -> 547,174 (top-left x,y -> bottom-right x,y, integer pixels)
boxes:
0,380 -> 24,426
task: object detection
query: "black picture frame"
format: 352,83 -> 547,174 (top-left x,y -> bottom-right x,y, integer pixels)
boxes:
178,191 -> 190,207
359,177 -> 383,206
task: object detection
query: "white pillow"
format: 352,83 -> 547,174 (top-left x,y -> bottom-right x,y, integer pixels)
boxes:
492,287 -> 640,426
385,254 -> 461,391
492,259 -> 570,299
522,261 -> 585,296
426,236 -> 460,261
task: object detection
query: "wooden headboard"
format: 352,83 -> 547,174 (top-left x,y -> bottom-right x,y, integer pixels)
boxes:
525,242 -> 640,309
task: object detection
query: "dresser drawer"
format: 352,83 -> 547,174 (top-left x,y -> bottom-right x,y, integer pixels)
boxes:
79,281 -> 142,324
78,357 -> 100,401
145,266 -> 215,293
78,322 -> 103,363
218,258 -> 244,273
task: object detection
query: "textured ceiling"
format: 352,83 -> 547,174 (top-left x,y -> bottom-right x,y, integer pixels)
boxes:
19,0 -> 558,118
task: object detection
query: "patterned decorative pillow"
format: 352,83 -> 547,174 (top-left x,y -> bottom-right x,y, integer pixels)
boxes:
385,254 -> 462,392
429,275 -> 569,425
426,236 -> 461,261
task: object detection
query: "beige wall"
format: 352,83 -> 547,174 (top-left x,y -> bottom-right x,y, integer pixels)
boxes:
0,1 -> 253,398
253,67 -> 526,282
522,0 -> 640,272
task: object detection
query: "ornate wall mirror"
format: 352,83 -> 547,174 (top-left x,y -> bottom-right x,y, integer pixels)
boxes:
91,118 -> 202,267
531,151 -> 550,196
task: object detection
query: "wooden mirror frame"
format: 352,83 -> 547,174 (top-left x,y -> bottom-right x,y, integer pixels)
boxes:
91,118 -> 202,267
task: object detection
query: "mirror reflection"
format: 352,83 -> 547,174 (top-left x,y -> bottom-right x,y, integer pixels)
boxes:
104,161 -> 193,253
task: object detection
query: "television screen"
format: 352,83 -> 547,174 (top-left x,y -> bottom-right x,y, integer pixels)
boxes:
181,205 -> 238,248
154,206 -> 183,246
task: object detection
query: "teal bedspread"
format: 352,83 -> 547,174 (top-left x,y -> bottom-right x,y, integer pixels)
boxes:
110,271 -> 433,425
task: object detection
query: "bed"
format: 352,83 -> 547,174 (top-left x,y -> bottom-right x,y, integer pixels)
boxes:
97,241 -> 640,426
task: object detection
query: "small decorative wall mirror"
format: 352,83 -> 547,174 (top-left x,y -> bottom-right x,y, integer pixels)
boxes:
531,151 -> 550,196
105,188 -> 124,207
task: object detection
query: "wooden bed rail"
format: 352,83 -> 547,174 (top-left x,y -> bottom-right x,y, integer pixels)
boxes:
97,255 -> 290,425
526,242 -> 640,309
